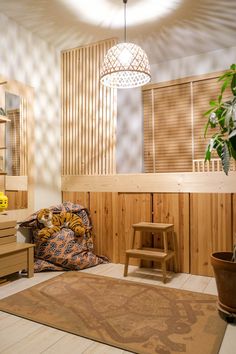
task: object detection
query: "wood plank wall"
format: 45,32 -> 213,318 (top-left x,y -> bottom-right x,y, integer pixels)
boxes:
62,191 -> 235,276
190,194 -> 232,276
153,193 -> 190,273
61,38 -> 117,176
5,191 -> 28,210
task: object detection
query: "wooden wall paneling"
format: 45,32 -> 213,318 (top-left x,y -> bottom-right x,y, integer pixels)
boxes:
233,194 -> 236,246
6,191 -> 28,210
152,193 -> 190,273
89,192 -> 118,262
62,192 -> 90,210
118,193 -> 152,265
190,193 -> 232,276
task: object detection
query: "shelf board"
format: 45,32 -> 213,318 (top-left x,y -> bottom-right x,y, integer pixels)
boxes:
0,172 -> 7,175
0,115 -> 10,123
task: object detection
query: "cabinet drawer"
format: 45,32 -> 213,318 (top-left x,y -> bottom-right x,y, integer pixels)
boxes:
0,235 -> 16,245
0,221 -> 17,230
0,249 -> 28,277
0,227 -> 16,238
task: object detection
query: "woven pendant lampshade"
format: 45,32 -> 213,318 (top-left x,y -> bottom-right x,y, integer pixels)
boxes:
100,0 -> 151,89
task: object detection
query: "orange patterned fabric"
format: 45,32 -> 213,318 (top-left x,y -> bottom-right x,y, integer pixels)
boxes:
20,201 -> 108,272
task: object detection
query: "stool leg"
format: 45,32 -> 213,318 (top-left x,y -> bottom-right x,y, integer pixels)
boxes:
161,261 -> 167,284
131,229 -> 136,249
124,254 -> 129,277
163,231 -> 168,253
172,230 -> 178,272
27,247 -> 34,278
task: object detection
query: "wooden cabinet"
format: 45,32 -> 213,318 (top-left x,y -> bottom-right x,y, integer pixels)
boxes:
0,219 -> 34,278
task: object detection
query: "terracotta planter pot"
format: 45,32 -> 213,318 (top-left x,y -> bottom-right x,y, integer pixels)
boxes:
211,252 -> 236,314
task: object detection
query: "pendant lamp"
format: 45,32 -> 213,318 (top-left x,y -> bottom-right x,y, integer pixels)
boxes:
100,0 -> 151,89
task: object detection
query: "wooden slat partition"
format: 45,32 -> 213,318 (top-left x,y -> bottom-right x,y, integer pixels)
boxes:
89,192 -> 118,262
192,158 -> 236,172
233,194 -> 236,246
118,193 -> 152,265
62,192 -> 90,210
5,191 -> 28,210
190,193 -> 232,276
62,190 -> 235,277
61,38 -> 117,176
153,193 -> 190,273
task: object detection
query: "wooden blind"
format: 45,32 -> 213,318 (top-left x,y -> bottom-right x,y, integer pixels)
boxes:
144,83 -> 192,172
61,38 -> 117,176
143,90 -> 154,172
143,71 -> 232,173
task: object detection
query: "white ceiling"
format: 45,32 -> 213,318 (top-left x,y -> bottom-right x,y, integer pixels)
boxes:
0,0 -> 235,64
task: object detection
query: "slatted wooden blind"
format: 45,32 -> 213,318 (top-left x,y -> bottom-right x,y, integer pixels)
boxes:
143,71 -> 232,173
153,83 -> 192,172
61,38 -> 117,175
143,90 -> 154,172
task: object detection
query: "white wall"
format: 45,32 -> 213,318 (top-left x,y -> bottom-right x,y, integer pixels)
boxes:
116,45 -> 236,173
0,12 -> 61,212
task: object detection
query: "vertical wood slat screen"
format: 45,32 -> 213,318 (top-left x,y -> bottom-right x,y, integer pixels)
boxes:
62,38 -> 117,176
143,71 -> 232,173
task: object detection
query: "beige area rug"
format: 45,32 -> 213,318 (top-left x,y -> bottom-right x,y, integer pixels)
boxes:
0,272 -> 226,354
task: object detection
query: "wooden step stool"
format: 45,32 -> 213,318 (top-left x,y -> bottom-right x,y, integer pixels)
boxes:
124,222 -> 178,283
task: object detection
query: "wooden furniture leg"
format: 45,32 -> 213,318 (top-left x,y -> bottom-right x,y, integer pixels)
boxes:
124,254 -> 129,277
27,247 -> 34,278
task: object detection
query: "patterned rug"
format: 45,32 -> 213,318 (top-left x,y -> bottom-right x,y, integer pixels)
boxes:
0,272 -> 226,354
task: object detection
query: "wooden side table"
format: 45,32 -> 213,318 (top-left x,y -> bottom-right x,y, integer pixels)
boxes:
124,222 -> 178,283
0,220 -> 34,278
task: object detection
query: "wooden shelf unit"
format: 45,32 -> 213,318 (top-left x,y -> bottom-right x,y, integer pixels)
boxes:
0,220 -> 34,278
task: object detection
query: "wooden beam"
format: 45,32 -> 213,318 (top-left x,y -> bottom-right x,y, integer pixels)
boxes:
62,172 -> 236,193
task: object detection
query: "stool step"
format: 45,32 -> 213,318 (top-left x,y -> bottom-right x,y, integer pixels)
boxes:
126,248 -> 175,261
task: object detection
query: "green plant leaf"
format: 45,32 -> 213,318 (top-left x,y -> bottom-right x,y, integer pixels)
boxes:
218,72 -> 232,81
221,77 -> 230,94
204,121 -> 210,138
221,142 -> 230,175
230,64 -> 236,70
210,100 -> 217,106
204,108 -> 215,116
205,146 -> 211,161
231,73 -> 236,96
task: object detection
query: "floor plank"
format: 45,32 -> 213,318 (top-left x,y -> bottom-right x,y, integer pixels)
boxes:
2,326 -> 66,354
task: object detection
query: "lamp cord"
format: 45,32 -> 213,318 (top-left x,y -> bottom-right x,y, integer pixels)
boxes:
123,0 -> 127,42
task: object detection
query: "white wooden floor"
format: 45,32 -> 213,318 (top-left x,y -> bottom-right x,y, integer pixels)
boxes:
0,264 -> 235,354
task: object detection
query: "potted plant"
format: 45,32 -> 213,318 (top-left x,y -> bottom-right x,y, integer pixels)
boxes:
204,64 -> 236,320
